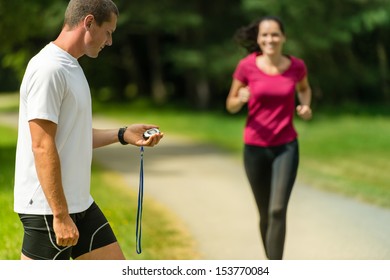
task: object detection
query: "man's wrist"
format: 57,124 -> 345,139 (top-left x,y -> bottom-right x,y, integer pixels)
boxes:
118,127 -> 128,145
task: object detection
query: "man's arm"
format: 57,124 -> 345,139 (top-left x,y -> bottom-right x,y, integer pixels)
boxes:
29,119 -> 79,247
93,124 -> 164,149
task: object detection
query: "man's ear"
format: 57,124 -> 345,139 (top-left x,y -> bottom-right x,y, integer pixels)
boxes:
84,14 -> 94,30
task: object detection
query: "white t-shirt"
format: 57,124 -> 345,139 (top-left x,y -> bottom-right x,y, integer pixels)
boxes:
14,42 -> 94,214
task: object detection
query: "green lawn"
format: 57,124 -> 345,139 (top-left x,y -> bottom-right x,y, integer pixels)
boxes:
0,125 -> 23,259
0,124 -> 199,260
2,93 -> 390,259
91,165 -> 199,260
94,99 -> 390,208
297,114 -> 390,207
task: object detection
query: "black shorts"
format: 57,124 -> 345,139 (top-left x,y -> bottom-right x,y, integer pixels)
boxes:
18,202 -> 118,260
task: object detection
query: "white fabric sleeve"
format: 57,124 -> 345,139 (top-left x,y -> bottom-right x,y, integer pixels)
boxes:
26,64 -> 66,124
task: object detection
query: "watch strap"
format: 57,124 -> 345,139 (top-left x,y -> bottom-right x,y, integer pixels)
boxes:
118,126 -> 128,145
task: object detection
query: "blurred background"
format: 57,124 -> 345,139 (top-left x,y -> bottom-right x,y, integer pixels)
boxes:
1,0 -> 390,260
1,0 -> 390,110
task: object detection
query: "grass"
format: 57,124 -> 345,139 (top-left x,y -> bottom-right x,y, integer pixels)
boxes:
0,122 -> 199,260
0,126 -> 23,259
93,98 -> 247,154
2,92 -> 390,259
297,114 -> 390,208
93,98 -> 390,209
91,164 -> 199,260
0,92 -> 19,113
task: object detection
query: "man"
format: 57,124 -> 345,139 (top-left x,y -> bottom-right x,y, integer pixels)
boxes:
14,0 -> 163,260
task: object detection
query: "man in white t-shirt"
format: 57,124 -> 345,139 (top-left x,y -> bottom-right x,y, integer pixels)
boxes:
14,0 -> 163,260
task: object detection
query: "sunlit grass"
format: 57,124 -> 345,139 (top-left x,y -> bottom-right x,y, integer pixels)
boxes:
296,115 -> 390,208
0,125 -> 22,259
94,99 -> 390,208
0,92 -> 19,113
0,123 -> 200,260
91,165 -> 200,260
93,98 -> 246,154
2,92 -> 390,260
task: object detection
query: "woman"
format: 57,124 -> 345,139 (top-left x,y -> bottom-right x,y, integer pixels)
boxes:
226,16 -> 312,260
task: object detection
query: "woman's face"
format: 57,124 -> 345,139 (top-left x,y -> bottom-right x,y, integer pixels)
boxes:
257,20 -> 286,55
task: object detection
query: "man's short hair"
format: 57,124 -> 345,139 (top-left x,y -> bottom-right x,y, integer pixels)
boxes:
64,0 -> 119,28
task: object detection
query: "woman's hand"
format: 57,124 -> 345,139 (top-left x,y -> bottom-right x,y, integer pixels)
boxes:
296,105 -> 312,120
238,86 -> 251,103
226,80 -> 250,114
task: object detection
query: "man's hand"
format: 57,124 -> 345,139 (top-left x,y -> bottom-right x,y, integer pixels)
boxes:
53,214 -> 79,247
124,124 -> 164,147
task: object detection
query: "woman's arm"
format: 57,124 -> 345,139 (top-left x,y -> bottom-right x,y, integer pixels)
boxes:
226,79 -> 249,114
296,76 -> 312,120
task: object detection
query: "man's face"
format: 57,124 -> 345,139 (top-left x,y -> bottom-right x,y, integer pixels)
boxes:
84,13 -> 117,58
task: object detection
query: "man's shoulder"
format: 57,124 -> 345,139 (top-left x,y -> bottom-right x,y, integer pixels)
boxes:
28,44 -> 70,75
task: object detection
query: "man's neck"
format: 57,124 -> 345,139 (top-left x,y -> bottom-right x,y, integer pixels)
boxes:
53,25 -> 85,59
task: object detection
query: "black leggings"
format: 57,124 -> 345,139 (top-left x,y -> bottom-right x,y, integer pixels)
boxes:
244,140 -> 299,260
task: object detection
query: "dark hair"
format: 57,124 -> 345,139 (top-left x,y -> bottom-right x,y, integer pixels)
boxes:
234,16 -> 285,53
64,0 -> 119,28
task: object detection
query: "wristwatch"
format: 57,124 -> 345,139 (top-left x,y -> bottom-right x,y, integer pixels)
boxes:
118,126 -> 128,145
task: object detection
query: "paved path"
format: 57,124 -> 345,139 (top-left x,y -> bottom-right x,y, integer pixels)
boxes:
91,116 -> 390,260
2,111 -> 390,259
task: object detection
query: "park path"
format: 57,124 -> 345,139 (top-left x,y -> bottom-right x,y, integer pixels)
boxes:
91,116 -> 390,260
1,110 -> 390,259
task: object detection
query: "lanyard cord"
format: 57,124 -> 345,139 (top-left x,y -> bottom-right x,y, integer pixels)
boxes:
135,146 -> 144,254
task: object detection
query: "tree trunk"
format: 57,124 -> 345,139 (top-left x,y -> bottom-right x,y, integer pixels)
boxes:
376,40 -> 390,102
147,35 -> 168,104
195,76 -> 210,110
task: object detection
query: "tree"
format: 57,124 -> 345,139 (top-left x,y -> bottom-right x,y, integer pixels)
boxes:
0,0 -> 65,84
240,0 -> 390,105
1,0 -> 390,108
106,0 -> 243,109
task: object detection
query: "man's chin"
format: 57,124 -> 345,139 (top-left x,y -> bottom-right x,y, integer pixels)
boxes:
86,53 -> 99,59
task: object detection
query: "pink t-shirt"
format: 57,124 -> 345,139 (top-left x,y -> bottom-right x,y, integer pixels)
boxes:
233,52 -> 307,147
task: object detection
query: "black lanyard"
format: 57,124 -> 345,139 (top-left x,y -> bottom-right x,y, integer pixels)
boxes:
135,146 -> 144,254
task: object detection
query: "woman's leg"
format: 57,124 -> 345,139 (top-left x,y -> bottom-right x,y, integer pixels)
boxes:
244,145 -> 273,258
266,140 -> 299,260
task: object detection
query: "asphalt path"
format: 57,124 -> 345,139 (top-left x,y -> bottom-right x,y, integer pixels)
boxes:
91,116 -> 390,260
2,111 -> 390,260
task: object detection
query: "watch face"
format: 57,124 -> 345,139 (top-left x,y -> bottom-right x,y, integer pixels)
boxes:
143,128 -> 160,139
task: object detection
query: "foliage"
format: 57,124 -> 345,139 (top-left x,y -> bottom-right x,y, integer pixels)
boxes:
1,0 -> 390,108
240,0 -> 390,105
0,0 -> 66,83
